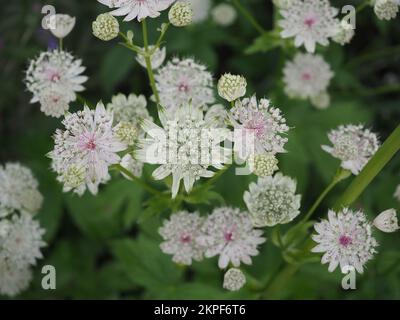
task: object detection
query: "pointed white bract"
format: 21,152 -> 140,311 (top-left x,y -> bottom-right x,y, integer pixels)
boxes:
230,96 -> 289,161
223,268 -> 246,291
136,46 -> 166,70
322,124 -> 380,175
48,102 -> 127,195
244,173 -> 301,227
278,0 -> 340,53
312,208 -> 378,274
373,209 -> 399,233
50,14 -> 76,39
196,207 -> 266,269
159,211 -> 205,265
97,0 -> 176,21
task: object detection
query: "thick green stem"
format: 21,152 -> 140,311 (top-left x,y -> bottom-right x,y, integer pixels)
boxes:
142,19 -> 160,105
232,0 -> 265,35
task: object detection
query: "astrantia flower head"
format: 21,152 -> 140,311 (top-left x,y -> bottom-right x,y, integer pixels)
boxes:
218,73 -> 247,102
283,53 -> 333,101
136,46 -> 166,70
310,91 -> 330,109
248,154 -> 279,177
159,211 -> 205,265
244,173 -> 301,227
197,207 -> 266,269
0,258 -> 32,297
48,102 -> 127,195
185,0 -> 211,23
373,209 -> 399,233
137,105 -> 231,198
230,96 -> 289,160
374,0 -> 399,20
322,124 -> 380,175
0,163 -> 43,217
279,0 -> 339,53
92,13 -> 120,41
25,50 -> 88,117
169,1 -> 193,27
212,3 -> 237,27
155,57 -> 214,114
114,121 -> 139,145
50,14 -> 76,39
97,0 -> 176,21
333,20 -> 355,45
223,268 -> 246,291
0,213 -> 46,267
312,208 -> 378,273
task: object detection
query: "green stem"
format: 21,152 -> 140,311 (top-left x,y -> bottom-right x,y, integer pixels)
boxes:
232,0 -> 265,35
356,0 -> 370,13
59,38 -> 63,51
154,23 -> 170,50
142,19 -> 160,105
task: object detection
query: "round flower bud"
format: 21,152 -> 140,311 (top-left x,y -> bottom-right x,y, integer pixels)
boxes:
92,13 -> 120,41
168,2 -> 193,27
223,268 -> 246,291
114,121 -> 138,146
212,4 -> 237,27
218,73 -> 247,102
374,0 -> 399,20
373,209 -> 399,233
310,91 -> 330,109
249,154 -> 279,177
333,20 -> 355,45
62,165 -> 86,189
50,14 -> 76,39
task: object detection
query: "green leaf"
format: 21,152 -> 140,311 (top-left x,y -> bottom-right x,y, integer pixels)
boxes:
245,31 -> 282,55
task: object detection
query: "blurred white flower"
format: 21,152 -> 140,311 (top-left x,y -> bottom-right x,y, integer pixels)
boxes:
278,0 -> 339,53
218,73 -> 247,102
184,0 -> 211,23
155,58 -> 214,114
212,3 -> 237,27
48,102 -> 127,195
50,14 -> 76,39
333,20 -> 355,45
223,268 -> 246,291
197,207 -> 266,269
373,0 -> 399,20
92,13 -> 120,41
310,91 -> 331,109
322,124 -> 379,175
159,211 -> 205,265
0,258 -> 32,297
373,209 -> 399,233
283,53 -> 333,101
136,46 -> 166,70
97,0 -> 176,21
120,154 -> 143,179
137,105 -> 231,198
169,1 -> 193,27
244,173 -> 301,227
25,50 -> 88,117
0,163 -> 43,217
230,96 -> 289,160
0,213 -> 46,267
312,208 -> 378,273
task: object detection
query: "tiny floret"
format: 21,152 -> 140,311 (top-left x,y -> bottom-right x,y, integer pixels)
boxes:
223,268 -> 246,291
92,13 -> 120,41
218,73 -> 247,102
169,2 -> 193,27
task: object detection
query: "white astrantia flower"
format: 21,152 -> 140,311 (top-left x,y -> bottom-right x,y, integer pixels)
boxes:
223,268 -> 246,291
184,0 -> 211,23
218,73 -> 247,102
310,91 -> 330,109
322,124 -> 380,175
212,3 -> 237,27
283,53 -> 333,101
48,102 -> 127,195
159,211 -> 205,265
136,46 -> 166,70
136,105 -> 231,198
204,104 -> 228,128
248,154 -> 279,177
373,209 -> 399,233
50,14 -> 76,39
230,96 -> 289,160
279,0 -> 340,53
120,154 -> 143,179
97,0 -> 176,21
333,20 -> 355,45
155,57 -> 214,114
25,50 -> 88,117
92,13 -> 120,41
394,185 -> 400,202
312,208 -> 378,274
373,0 -> 399,20
0,258 -> 32,297
0,213 -> 46,267
197,207 -> 266,269
244,173 -> 301,227
169,1 -> 193,27
0,163 -> 43,217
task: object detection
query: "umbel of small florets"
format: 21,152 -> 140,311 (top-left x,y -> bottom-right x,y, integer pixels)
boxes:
248,154 -> 279,177
223,268 -> 246,291
169,2 -> 193,27
114,121 -> 139,146
374,0 -> 399,20
92,13 -> 120,41
218,73 -> 247,102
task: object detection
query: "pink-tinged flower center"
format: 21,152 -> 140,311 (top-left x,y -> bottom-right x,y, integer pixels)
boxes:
224,231 -> 234,242
79,133 -> 97,151
301,72 -> 312,81
245,112 -> 266,138
45,68 -> 61,82
304,17 -> 317,28
339,235 -> 352,247
180,234 -> 191,243
178,82 -> 190,93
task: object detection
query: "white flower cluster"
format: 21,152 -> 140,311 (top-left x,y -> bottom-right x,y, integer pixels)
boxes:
25,50 -> 88,118
373,0 -> 399,20
0,163 -> 46,297
92,13 -> 120,41
322,124 -> 380,175
169,1 -> 193,27
223,268 -> 246,291
218,73 -> 247,102
159,207 -> 265,273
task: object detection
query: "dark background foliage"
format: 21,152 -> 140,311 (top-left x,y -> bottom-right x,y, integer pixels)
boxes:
0,0 -> 399,299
